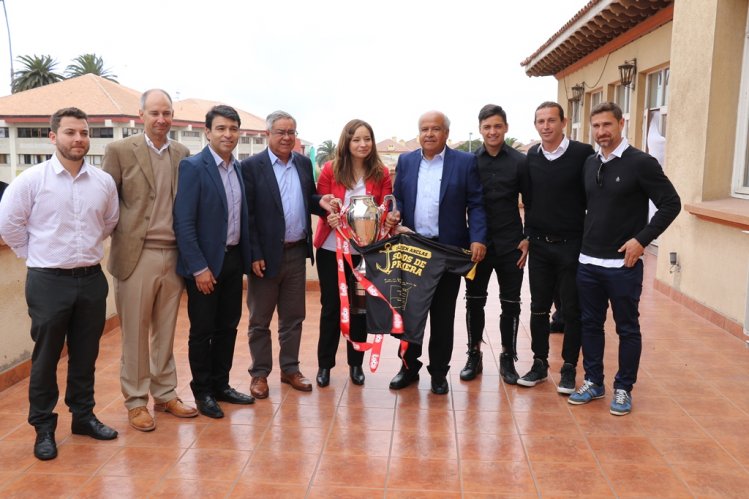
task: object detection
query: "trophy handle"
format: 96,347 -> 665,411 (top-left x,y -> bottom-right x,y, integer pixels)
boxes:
382,194 -> 397,213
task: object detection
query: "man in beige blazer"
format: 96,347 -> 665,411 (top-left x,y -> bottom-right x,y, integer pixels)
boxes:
103,89 -> 197,431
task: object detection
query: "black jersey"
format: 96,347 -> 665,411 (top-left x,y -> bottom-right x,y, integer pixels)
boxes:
354,233 -> 476,345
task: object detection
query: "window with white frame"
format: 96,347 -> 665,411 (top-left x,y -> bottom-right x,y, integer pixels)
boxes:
569,99 -> 582,141
733,13 -> 749,197
615,84 -> 631,139
588,90 -> 603,146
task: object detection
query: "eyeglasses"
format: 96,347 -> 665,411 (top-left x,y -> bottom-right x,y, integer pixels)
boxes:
596,159 -> 605,187
271,129 -> 298,137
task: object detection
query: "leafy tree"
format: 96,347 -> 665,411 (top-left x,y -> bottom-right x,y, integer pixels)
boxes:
11,54 -> 63,93
316,140 -> 336,166
505,137 -> 524,150
65,53 -> 118,82
454,139 -> 483,153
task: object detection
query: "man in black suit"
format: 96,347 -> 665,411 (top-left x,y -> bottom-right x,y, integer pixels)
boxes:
174,105 -> 255,419
241,110 -> 332,399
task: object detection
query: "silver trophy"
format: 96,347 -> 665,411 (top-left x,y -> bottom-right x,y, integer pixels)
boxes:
346,194 -> 396,313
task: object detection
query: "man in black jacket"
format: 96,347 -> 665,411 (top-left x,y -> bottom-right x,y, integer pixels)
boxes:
519,102 -> 595,394
568,102 -> 680,416
460,104 -> 528,384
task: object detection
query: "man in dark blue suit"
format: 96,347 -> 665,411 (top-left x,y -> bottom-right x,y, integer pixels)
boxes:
241,110 -> 333,399
388,110 -> 488,394
174,105 -> 255,419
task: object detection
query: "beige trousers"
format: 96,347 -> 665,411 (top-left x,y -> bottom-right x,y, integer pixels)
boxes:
116,248 -> 184,410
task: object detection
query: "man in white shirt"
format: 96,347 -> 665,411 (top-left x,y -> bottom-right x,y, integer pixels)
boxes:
0,107 -> 120,461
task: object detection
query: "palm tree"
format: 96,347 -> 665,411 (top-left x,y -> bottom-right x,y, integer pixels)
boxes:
505,137 -> 523,150
65,53 -> 118,82
316,140 -> 336,166
11,54 -> 63,93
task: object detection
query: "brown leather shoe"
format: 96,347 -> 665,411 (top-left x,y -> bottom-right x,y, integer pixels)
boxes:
128,406 -> 155,432
281,371 -> 313,392
250,376 -> 269,399
154,397 -> 198,418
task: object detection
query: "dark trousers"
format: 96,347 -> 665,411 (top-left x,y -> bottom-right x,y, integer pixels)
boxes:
185,247 -> 243,397
528,239 -> 581,365
25,267 -> 108,433
577,260 -> 643,392
399,271 -> 461,378
464,249 -> 523,356
316,248 -> 366,368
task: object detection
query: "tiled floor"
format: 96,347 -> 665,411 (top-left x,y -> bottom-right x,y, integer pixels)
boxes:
2,254 -> 749,497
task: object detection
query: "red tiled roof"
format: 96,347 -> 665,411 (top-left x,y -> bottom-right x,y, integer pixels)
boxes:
521,0 -> 673,77
172,98 -> 265,132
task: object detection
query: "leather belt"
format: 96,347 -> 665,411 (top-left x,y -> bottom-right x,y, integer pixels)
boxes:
283,239 -> 305,249
29,264 -> 101,277
530,235 -> 569,244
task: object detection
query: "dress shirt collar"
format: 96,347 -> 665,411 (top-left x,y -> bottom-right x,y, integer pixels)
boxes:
268,148 -> 294,167
421,146 -> 446,162
144,133 -> 171,155
50,153 -> 90,179
208,145 -> 236,169
540,135 -> 569,159
598,137 -> 630,163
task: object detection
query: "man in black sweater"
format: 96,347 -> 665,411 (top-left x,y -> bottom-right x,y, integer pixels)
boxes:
460,105 -> 528,384
519,101 -> 594,394
569,102 -> 680,415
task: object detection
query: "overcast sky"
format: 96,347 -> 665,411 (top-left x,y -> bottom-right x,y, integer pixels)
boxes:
0,0 -> 582,147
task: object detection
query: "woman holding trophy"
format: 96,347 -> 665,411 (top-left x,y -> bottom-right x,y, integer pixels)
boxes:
313,119 -> 393,387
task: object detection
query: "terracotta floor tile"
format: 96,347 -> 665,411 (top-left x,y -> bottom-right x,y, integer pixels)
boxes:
257,424 -> 327,454
514,410 -> 580,436
532,461 -> 615,497
109,419 -> 206,448
391,430 -> 458,459
457,432 -> 526,461
0,472 -> 90,498
673,462 -> 749,497
272,402 -> 336,428
26,442 -> 119,474
600,462 -> 692,498
449,373 -> 502,392
522,434 -> 596,464
221,401 -> 277,426
453,409 -> 518,435
71,476 -> 159,498
324,427 -> 392,457
340,387 -> 397,409
314,454 -> 388,488
168,447 -> 251,481
386,457 -> 460,491
572,411 -> 644,437
650,436 -> 737,465
97,446 -> 185,478
229,481 -> 309,498
191,422 -> 265,451
335,406 -> 395,432
149,478 -> 234,498
385,490 -> 461,498
0,440 -> 40,473
633,412 -> 708,439
308,485 -> 385,498
587,435 -> 666,464
393,407 -> 455,434
0,413 -> 26,439
393,387 -> 454,410
460,460 -> 537,495
239,450 -> 319,485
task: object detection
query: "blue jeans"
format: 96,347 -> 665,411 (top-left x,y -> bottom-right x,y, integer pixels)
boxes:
576,261 -> 643,392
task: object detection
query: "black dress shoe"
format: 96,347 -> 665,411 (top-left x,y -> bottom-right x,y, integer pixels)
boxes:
316,368 -> 330,387
349,366 -> 365,386
34,432 -> 57,460
389,368 -> 419,390
71,416 -> 118,440
431,376 -> 449,395
196,394 -> 224,418
214,387 -> 254,405
459,349 -> 483,381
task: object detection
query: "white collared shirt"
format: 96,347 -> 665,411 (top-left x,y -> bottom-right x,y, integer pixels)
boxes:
414,147 -> 445,238
268,149 -> 306,242
144,133 -> 171,155
0,155 -> 119,268
540,136 -> 570,161
579,137 -> 632,268
207,146 -> 242,247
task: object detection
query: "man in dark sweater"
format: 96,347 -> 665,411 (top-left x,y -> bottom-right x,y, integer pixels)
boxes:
460,104 -> 528,384
569,102 -> 680,415
519,101 -> 595,394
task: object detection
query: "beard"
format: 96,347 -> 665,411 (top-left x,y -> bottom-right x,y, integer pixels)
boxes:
57,143 -> 90,162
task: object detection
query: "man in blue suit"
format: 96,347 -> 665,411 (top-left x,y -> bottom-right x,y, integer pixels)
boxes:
388,110 -> 488,394
241,110 -> 333,399
174,105 -> 255,419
